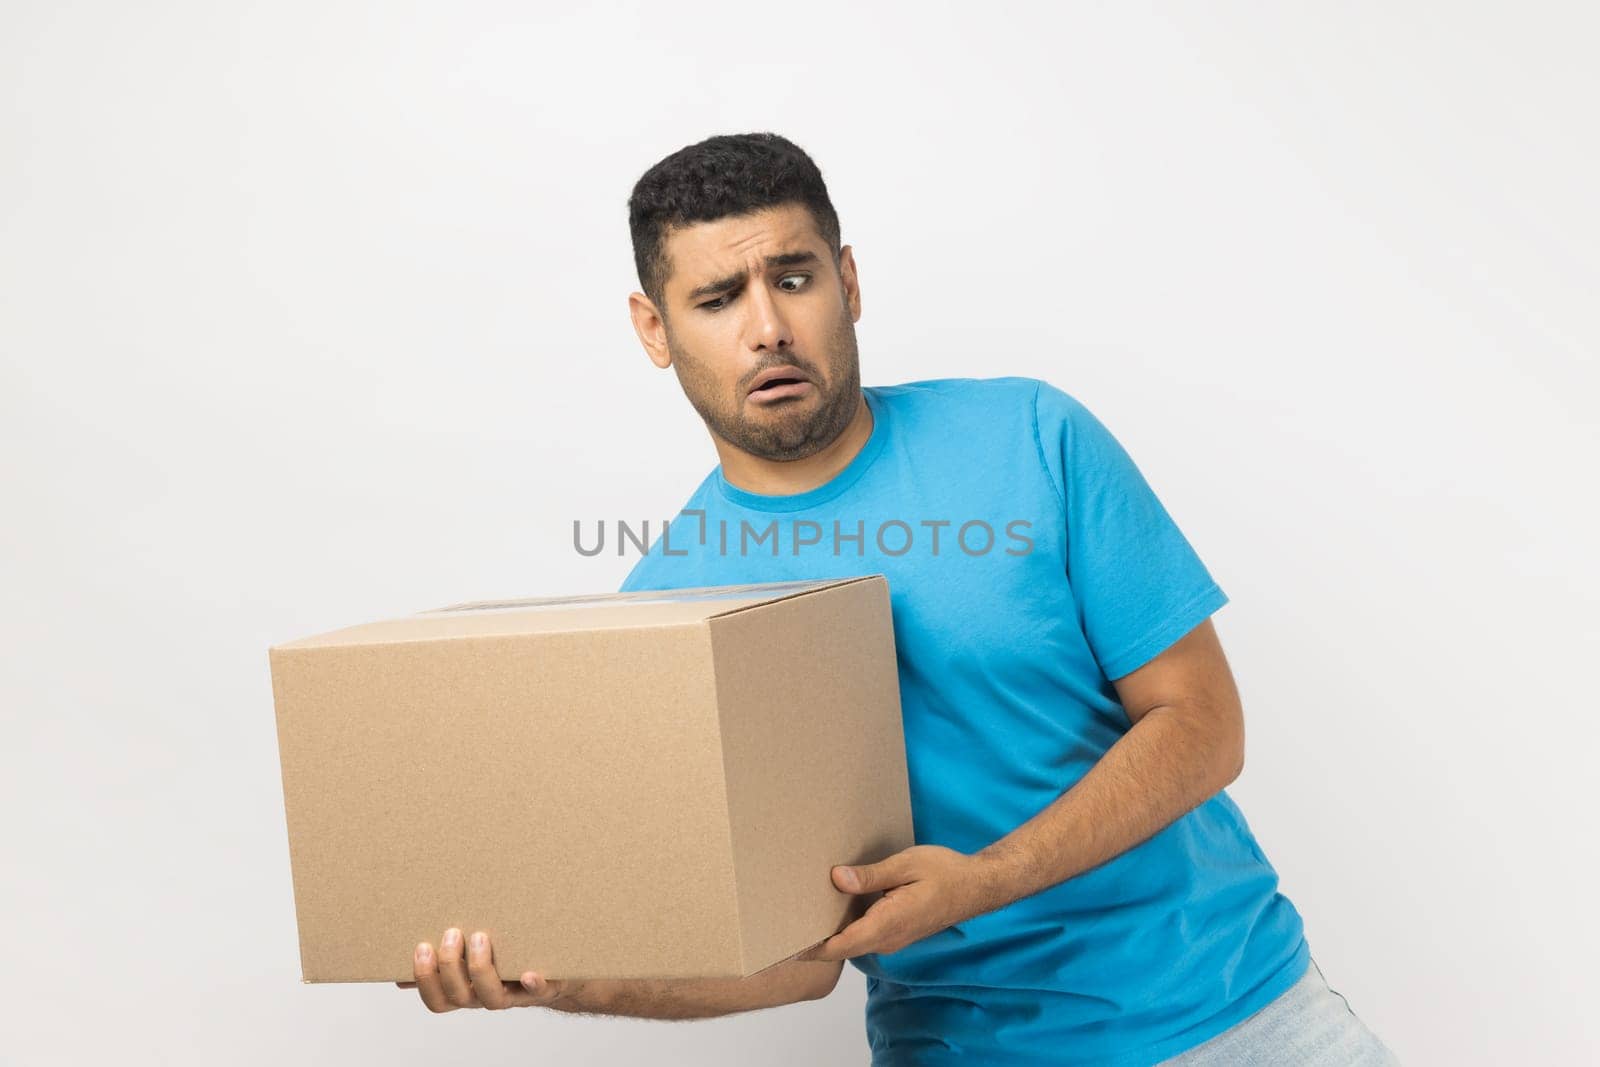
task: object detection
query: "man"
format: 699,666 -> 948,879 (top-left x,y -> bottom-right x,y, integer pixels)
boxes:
401,133 -> 1401,1065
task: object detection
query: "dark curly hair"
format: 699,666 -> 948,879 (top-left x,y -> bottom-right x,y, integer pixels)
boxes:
627,132 -> 843,318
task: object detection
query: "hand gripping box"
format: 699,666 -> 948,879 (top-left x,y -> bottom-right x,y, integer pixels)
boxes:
267,575 -> 914,984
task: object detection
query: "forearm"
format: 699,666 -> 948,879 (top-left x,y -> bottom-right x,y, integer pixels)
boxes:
544,959 -> 839,1020
976,701 -> 1242,907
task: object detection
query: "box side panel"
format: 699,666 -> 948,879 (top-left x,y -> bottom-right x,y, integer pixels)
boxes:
708,575 -> 915,975
268,647 -> 320,986
269,626 -> 741,982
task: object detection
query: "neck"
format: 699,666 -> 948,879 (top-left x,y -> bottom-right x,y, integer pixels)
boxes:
713,391 -> 873,497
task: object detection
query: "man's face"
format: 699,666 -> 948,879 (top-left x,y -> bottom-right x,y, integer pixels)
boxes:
643,203 -> 862,462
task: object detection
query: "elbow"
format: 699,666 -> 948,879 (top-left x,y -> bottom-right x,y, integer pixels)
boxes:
1224,688 -> 1247,783
802,960 -> 845,1001
1209,698 -> 1245,788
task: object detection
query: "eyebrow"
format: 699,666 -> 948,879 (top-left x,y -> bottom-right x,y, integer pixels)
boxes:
684,250 -> 821,302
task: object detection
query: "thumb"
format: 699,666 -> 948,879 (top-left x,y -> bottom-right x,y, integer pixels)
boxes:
834,859 -> 893,893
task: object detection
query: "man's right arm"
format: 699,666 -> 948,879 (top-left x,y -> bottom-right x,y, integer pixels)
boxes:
403,921 -> 860,1017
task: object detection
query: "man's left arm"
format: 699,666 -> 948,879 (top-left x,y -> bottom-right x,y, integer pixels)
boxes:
797,616 -> 1243,961
975,615 -> 1244,904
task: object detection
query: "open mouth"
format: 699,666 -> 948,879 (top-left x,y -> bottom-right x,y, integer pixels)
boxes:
748,372 -> 814,404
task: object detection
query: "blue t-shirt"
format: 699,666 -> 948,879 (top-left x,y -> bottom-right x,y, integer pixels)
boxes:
619,376 -> 1309,1066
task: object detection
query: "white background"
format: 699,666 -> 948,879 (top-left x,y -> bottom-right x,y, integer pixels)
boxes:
3,2 -> 1596,1063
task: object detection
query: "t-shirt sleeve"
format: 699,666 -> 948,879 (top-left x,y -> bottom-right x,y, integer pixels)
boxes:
1034,380 -> 1229,681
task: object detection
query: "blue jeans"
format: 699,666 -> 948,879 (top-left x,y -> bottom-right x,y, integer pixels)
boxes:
1158,957 -> 1401,1065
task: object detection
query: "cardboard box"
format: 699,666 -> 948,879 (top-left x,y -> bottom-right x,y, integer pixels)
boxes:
268,575 -> 914,984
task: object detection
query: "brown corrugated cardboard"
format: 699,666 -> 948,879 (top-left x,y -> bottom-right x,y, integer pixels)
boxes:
268,575 -> 914,984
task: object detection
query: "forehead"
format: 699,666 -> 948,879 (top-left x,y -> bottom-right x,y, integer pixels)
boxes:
664,204 -> 824,294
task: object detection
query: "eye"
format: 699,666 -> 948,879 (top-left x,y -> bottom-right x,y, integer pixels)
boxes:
699,274 -> 810,312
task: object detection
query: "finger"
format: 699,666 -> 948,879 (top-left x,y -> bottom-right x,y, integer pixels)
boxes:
518,971 -> 572,1007
816,903 -> 898,961
837,850 -> 916,894
436,928 -> 480,1008
466,931 -> 516,1010
802,935 -> 844,963
411,942 -> 457,1014
797,882 -> 883,963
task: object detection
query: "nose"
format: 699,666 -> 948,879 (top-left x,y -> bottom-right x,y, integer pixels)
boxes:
742,277 -> 794,353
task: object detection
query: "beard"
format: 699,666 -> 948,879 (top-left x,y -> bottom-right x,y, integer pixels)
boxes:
667,306 -> 862,463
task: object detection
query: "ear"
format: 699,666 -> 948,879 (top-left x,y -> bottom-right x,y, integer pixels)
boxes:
838,245 -> 862,323
628,291 -> 673,369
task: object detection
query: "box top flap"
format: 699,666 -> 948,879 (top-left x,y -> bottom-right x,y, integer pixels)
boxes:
269,576 -> 883,650
423,576 -> 874,617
